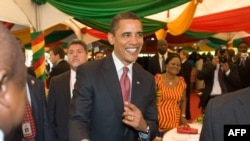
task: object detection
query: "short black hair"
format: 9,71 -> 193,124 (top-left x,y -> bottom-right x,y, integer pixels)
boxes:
110,12 -> 141,35
165,54 -> 181,64
50,46 -> 65,59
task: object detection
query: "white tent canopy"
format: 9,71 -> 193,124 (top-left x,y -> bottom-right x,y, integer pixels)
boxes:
146,0 -> 250,23
0,0 -> 72,31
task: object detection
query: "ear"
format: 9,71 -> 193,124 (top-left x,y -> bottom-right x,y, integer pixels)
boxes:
107,32 -> 114,45
0,69 -> 9,108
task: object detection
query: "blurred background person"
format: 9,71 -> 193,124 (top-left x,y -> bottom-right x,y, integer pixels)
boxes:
195,53 -> 205,93
47,39 -> 89,141
94,51 -> 105,60
227,48 -> 235,62
0,23 -> 27,140
197,46 -> 241,112
233,41 -> 250,89
155,54 -> 188,135
178,49 -> 193,120
46,46 -> 70,88
147,39 -> 175,76
16,37 -> 36,78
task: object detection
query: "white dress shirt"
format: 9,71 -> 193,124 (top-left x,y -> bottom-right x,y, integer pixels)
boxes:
70,69 -> 76,98
0,129 -> 3,141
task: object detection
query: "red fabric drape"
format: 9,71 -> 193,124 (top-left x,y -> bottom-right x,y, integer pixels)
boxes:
81,28 -> 108,41
189,6 -> 250,33
2,21 -> 14,29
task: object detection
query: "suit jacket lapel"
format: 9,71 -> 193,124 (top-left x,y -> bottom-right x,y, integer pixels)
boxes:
63,72 -> 71,105
26,75 -> 38,121
130,64 -> 143,104
102,56 -> 124,118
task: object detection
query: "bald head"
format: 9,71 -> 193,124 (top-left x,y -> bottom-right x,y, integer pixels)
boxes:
157,39 -> 168,55
0,23 -> 27,135
0,24 -> 26,86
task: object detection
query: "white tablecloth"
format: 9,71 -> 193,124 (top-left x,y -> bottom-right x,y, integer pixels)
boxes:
162,123 -> 202,141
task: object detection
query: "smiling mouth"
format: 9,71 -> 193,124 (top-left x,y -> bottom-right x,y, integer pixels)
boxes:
126,48 -> 137,53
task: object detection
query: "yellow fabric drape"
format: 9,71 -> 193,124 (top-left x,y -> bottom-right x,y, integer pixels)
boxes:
12,24 -> 69,44
155,28 -> 167,40
155,0 -> 202,39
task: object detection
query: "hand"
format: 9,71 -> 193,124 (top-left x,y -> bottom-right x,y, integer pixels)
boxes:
220,62 -> 230,72
122,102 -> 148,132
179,117 -> 189,127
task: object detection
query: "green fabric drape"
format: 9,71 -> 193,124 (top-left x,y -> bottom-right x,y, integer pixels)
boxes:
25,30 -> 73,49
47,0 -> 189,35
208,37 -> 245,48
75,18 -> 166,35
32,0 -> 46,5
184,31 -> 215,39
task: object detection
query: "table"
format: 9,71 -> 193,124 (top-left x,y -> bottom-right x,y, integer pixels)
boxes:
162,123 -> 202,141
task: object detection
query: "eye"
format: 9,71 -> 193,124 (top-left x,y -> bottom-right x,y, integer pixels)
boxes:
136,32 -> 143,38
122,33 -> 131,38
77,50 -> 84,54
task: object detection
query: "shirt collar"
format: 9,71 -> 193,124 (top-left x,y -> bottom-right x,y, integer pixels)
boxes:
112,52 -> 133,72
158,52 -> 168,59
182,58 -> 187,63
70,69 -> 76,81
0,129 -> 3,141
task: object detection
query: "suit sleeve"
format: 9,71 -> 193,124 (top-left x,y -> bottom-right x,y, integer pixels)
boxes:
47,78 -> 57,140
225,63 -> 241,90
68,65 -> 92,141
199,99 -> 214,141
143,76 -> 158,141
197,62 -> 215,80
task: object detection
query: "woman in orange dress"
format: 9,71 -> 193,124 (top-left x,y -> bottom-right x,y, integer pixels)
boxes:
155,54 -> 188,133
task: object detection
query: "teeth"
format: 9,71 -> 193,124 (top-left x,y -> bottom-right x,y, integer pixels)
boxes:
126,48 -> 137,53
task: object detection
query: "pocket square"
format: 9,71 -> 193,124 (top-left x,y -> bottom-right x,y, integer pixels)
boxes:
177,126 -> 198,134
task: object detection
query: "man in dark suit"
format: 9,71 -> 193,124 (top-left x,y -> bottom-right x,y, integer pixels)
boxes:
46,46 -> 70,88
197,46 -> 241,112
200,87 -> 250,141
68,12 -> 158,141
47,39 -> 89,141
0,23 -> 27,140
234,41 -> 250,88
5,75 -> 52,141
147,39 -> 175,76
179,49 -> 193,120
5,35 -> 52,141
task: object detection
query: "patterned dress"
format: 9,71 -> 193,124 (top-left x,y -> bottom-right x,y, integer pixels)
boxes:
155,74 -> 186,130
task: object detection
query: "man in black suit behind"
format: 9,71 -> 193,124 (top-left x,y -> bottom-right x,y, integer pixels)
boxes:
179,49 -> 193,120
47,39 -> 89,141
147,39 -> 175,76
46,46 -> 70,88
234,41 -> 250,88
197,46 -> 241,112
68,12 -> 158,141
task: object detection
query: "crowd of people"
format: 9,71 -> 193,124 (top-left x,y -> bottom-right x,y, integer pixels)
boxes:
1,11 -> 250,141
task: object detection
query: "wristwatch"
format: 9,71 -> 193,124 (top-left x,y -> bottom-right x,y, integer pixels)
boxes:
144,125 -> 150,134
